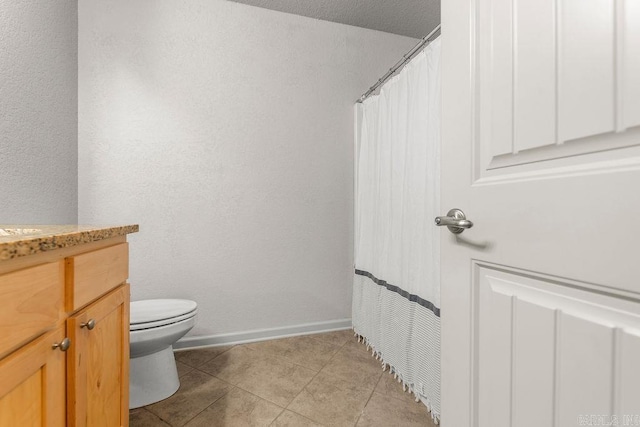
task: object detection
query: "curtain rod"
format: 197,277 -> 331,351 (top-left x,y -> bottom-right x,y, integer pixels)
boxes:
356,24 -> 441,104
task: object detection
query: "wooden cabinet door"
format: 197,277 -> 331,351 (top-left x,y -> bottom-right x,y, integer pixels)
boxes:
0,325 -> 66,427
67,284 -> 130,427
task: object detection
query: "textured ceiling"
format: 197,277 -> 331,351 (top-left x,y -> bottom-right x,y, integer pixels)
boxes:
227,0 -> 440,39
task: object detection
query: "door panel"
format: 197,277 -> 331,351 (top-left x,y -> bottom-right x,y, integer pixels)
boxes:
514,0 -> 556,152
0,370 -> 43,426
87,302 -> 123,425
478,0 -> 640,175
557,313 -> 612,425
0,326 -> 66,427
477,281 -> 511,427
620,331 -> 640,415
624,0 -> 640,128
560,0 -> 614,141
512,299 -> 555,427
474,265 -> 640,426
68,284 -> 129,427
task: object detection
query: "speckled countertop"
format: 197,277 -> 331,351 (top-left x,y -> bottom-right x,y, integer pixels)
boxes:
0,224 -> 139,261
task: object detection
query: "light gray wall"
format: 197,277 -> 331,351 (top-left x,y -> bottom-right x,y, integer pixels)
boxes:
0,0 -> 78,223
78,0 -> 417,337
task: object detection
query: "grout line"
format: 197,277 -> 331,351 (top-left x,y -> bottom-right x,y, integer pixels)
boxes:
353,385 -> 377,426
174,381 -> 281,427
231,381 -> 293,409
160,377 -> 236,427
143,407 -> 172,426
285,362 -> 322,411
315,335 -> 383,386
222,384 -> 289,413
137,408 -> 171,427
357,339 -> 406,422
173,392 -> 227,427
267,407 -> 287,427
195,349 -> 308,410
289,334 -> 380,426
189,362 -> 229,379
306,330 -> 353,347
372,369 -> 384,392
176,344 -> 237,370
187,343 -> 316,409
280,335 -> 355,422
285,407 -> 330,426
175,362 -> 195,378
322,334 -> 354,365
240,334 -> 352,374
376,386 -> 423,406
246,350 -> 322,375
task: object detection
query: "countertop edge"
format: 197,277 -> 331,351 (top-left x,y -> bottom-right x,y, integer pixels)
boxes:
0,225 -> 139,261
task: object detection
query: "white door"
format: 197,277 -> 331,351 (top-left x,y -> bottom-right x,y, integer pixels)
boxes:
440,0 -> 640,426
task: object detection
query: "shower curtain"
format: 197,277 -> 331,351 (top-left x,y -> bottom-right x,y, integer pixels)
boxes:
353,38 -> 441,423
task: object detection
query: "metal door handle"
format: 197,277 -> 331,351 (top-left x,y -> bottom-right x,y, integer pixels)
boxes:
435,209 -> 473,234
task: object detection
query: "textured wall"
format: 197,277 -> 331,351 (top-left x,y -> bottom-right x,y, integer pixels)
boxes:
78,0 -> 417,337
0,0 -> 78,223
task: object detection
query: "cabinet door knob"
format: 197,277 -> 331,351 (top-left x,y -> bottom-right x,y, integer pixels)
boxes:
80,319 -> 96,330
52,337 -> 71,352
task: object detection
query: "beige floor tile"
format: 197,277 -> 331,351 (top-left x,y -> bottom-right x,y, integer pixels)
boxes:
340,340 -> 379,362
234,359 -> 317,407
271,410 -> 324,427
245,335 -> 341,371
200,345 -> 316,407
319,344 -> 382,391
374,371 -> 419,405
308,330 -> 355,347
176,361 -> 194,378
129,408 -> 171,427
175,346 -> 235,368
146,370 -> 232,426
184,387 -> 283,427
198,346 -> 257,382
287,371 -> 373,427
355,392 -> 436,427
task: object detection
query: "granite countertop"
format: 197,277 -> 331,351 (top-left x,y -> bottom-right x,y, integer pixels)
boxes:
0,224 -> 139,261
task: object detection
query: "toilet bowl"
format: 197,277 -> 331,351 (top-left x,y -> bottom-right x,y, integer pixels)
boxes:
129,299 -> 197,409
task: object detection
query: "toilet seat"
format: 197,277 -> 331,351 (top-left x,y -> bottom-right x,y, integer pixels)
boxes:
130,299 -> 198,331
130,310 -> 197,331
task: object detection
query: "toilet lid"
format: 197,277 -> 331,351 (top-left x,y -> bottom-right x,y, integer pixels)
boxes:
130,299 -> 198,325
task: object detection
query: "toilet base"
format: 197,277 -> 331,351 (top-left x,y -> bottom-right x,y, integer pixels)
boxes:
129,346 -> 180,409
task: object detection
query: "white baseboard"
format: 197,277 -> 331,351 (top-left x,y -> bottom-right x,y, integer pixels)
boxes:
173,318 -> 353,351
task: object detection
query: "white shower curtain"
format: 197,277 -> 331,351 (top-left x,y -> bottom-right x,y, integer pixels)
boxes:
353,38 -> 441,423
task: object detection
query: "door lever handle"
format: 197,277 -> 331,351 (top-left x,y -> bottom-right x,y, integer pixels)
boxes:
435,209 -> 473,234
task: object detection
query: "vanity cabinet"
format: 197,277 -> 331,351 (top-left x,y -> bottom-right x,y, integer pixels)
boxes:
0,231 -> 135,427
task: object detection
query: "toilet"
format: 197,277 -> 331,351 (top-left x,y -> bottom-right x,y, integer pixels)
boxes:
129,299 -> 198,409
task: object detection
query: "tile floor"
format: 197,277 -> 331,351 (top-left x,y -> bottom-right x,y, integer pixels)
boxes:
130,330 -> 437,427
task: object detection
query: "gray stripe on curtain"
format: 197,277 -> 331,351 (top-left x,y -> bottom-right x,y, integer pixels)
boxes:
354,269 -> 440,317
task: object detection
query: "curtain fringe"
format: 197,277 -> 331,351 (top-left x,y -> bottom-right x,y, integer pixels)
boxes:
353,328 -> 441,425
